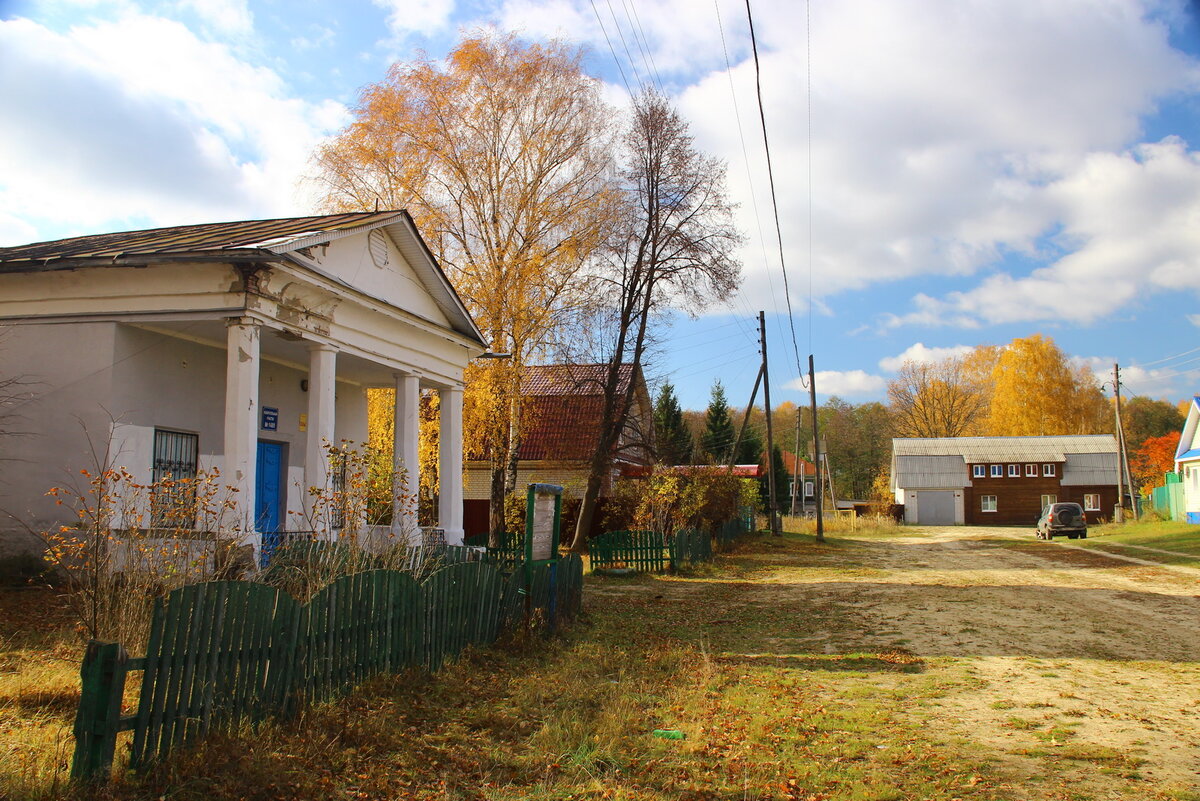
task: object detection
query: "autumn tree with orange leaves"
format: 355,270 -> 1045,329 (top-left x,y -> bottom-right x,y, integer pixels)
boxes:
1130,432 -> 1179,495
313,33 -> 620,541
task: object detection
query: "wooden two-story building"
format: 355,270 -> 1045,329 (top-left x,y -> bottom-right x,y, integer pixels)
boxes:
891,435 -> 1119,526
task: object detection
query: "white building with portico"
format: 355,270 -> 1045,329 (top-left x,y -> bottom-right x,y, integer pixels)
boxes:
0,211 -> 485,564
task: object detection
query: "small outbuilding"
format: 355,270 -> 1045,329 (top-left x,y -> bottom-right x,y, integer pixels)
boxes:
891,435 -> 1119,526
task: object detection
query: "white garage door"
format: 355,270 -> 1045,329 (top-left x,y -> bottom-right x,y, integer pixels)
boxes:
919,491 -> 955,524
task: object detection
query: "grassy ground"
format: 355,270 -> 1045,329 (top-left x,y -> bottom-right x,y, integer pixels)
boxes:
1076,520 -> 1200,567
4,526 -> 1195,800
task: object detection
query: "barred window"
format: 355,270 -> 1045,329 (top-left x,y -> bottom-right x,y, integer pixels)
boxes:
151,429 -> 199,529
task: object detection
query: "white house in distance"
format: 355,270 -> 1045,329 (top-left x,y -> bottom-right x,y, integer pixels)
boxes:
0,211 -> 486,563
1174,396 -> 1200,524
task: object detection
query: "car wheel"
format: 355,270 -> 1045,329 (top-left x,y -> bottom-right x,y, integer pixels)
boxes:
1067,533 -> 1079,539
1080,532 -> 1088,539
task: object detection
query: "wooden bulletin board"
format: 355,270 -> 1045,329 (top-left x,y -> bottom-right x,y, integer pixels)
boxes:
524,483 -> 563,566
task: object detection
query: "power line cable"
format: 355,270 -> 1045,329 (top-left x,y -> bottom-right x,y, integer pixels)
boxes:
1130,345 -> 1200,369
619,0 -> 667,92
712,0 -> 785,364
605,0 -> 645,87
744,0 -> 805,382
589,0 -> 634,95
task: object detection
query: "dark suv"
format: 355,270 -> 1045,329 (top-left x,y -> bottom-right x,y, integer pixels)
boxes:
1036,502 -> 1088,540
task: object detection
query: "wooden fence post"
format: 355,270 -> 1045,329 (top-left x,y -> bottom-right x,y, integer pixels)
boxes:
71,640 -> 129,782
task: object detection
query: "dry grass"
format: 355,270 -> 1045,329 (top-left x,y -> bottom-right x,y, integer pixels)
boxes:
4,531 -> 1194,800
0,587 -> 80,799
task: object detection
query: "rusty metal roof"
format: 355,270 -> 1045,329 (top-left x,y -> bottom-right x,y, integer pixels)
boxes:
0,211 -> 408,271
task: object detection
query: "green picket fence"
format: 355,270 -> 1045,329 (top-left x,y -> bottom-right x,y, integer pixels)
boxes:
462,531 -> 524,572
590,530 -> 666,573
668,528 -> 713,570
72,555 -> 584,783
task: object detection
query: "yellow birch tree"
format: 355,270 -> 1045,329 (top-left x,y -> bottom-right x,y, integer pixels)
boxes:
313,32 -> 620,539
984,334 -> 1109,435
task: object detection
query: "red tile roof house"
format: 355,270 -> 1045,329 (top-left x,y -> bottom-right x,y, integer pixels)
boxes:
0,212 -> 486,567
462,363 -> 654,538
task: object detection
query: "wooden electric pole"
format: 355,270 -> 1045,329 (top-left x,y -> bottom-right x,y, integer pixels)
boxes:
759,312 -> 780,536
808,354 -> 824,543
1112,363 -> 1138,521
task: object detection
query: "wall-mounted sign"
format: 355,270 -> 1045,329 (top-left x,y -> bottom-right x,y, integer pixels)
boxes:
261,406 -> 279,431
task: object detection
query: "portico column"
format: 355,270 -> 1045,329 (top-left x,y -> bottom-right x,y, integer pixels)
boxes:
223,317 -> 260,548
438,384 -> 464,545
392,372 -> 421,540
305,343 -> 338,534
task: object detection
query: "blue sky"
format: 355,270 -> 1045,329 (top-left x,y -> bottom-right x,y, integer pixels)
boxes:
3,0 -> 1200,411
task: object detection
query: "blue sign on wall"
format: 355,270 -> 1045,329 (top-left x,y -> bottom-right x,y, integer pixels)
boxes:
261,406 -> 279,431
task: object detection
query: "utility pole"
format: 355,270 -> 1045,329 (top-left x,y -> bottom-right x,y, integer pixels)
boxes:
808,354 -> 824,543
1112,363 -> 1138,521
1111,363 -> 1128,523
791,410 -> 802,516
759,312 -> 780,536
726,365 -> 763,473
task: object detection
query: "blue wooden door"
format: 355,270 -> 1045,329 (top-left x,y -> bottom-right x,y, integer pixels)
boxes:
255,441 -> 283,533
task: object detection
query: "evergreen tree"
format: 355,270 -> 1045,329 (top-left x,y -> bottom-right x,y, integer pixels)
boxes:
653,382 -> 694,465
737,424 -> 764,465
701,381 -> 735,462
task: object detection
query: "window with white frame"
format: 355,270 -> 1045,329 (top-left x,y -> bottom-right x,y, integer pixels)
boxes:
804,480 -> 814,498
1008,464 -> 1020,477
1043,463 -> 1056,477
990,464 -> 1003,478
1041,494 -> 1057,509
1084,493 -> 1100,511
1025,464 -> 1037,477
972,465 -> 985,478
981,495 -> 997,512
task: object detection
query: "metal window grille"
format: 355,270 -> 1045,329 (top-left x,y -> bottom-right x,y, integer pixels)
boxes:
330,451 -> 348,529
151,430 -> 199,529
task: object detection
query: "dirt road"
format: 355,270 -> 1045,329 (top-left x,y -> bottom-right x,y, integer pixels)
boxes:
776,526 -> 1200,797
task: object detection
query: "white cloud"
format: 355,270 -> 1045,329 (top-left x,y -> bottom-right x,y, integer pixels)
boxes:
176,0 -> 253,36
0,15 -> 346,244
488,0 -> 1199,318
1071,354 -> 1193,400
886,139 -> 1200,327
373,0 -> 455,38
1190,314 -> 1200,327
877,343 -> 974,373
786,370 -> 886,397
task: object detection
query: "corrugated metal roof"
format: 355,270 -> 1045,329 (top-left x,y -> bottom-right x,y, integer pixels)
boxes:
892,454 -> 969,489
0,211 -> 404,268
1061,452 -> 1118,486
892,435 -> 1117,463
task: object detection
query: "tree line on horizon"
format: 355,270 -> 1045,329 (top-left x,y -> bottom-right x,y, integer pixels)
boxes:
654,333 -> 1187,503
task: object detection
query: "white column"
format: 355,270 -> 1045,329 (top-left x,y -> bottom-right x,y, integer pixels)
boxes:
305,343 -> 338,535
223,318 -> 260,548
392,372 -> 421,540
438,384 -> 465,545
